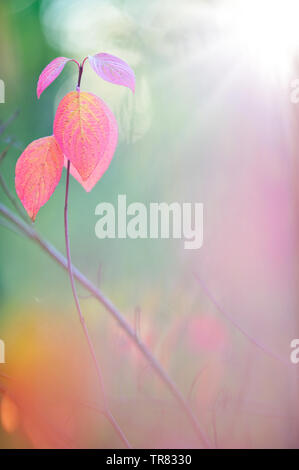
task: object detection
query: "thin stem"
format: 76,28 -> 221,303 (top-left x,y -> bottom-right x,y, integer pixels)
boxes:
81,57 -> 88,67
76,65 -> 83,91
0,146 -> 9,164
0,110 -> 20,136
0,171 -> 29,222
76,58 -> 88,91
0,216 -> 25,237
0,202 -> 211,448
64,161 -> 131,449
194,273 -> 291,366
71,59 -> 81,68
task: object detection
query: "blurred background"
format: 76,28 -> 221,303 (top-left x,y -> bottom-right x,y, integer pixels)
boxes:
0,0 -> 299,449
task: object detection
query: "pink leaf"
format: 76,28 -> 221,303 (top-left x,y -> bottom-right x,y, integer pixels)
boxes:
63,98 -> 118,191
15,136 -> 64,221
88,53 -> 135,93
53,91 -> 118,181
37,57 -> 74,99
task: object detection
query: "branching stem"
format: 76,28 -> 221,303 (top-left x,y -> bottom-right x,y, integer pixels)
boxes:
0,201 -> 211,448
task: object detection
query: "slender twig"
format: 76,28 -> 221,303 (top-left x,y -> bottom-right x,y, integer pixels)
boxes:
0,146 -> 10,164
0,139 -> 28,223
78,263 -> 101,300
0,216 -> 25,237
0,171 -> 29,222
134,306 -> 141,341
64,160 -> 131,449
0,138 -> 23,151
188,365 -> 207,403
0,202 -> 211,448
194,273 -> 291,367
0,110 -> 20,135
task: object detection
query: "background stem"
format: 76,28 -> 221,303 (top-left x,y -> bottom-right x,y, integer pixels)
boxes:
0,201 -> 211,448
0,172 -> 29,222
64,160 -> 131,449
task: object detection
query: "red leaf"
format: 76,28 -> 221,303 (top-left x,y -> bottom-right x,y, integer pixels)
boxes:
53,91 -> 118,181
15,136 -> 64,221
63,97 -> 118,191
88,53 -> 135,92
37,57 -> 75,99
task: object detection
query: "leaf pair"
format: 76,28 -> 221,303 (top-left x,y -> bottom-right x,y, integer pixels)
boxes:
37,53 -> 135,99
15,52 -> 134,221
15,92 -> 118,221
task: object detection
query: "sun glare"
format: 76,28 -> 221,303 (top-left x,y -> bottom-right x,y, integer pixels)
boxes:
222,0 -> 299,82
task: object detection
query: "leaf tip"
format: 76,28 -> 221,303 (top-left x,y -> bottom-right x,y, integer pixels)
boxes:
36,57 -> 72,100
88,52 -> 135,93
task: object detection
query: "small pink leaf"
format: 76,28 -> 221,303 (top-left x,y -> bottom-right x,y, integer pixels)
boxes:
54,91 -> 118,181
88,53 -> 135,93
15,136 -> 64,221
37,57 -> 74,99
64,99 -> 118,191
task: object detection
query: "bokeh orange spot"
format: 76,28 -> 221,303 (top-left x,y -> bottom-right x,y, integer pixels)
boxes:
1,394 -> 19,434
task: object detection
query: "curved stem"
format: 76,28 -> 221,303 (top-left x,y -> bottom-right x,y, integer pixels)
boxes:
194,273 -> 290,366
71,59 -> 81,68
0,202 -> 211,448
81,56 -> 88,67
64,160 -> 131,449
